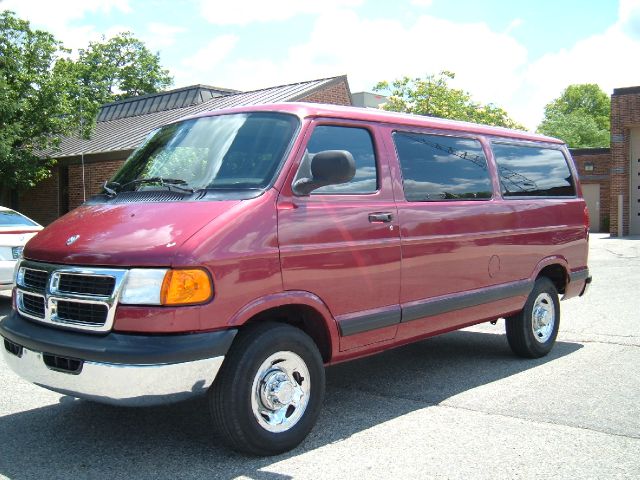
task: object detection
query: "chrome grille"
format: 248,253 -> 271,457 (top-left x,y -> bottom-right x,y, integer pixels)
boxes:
23,269 -> 48,290
15,260 -> 128,333
56,300 -> 109,325
56,274 -> 115,296
19,292 -> 45,318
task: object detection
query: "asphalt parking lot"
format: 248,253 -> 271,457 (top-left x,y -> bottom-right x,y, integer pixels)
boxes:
0,233 -> 638,479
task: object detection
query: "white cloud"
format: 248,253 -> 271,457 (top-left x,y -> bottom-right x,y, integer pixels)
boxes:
198,0 -> 363,25
194,1 -> 640,131
505,18 -> 523,34
620,0 -> 640,38
2,0 -> 132,51
179,34 -> 240,81
144,22 -> 186,50
179,9 -> 528,119
515,0 -> 640,128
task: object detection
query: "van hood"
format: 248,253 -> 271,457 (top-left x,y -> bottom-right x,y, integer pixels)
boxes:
24,201 -> 241,266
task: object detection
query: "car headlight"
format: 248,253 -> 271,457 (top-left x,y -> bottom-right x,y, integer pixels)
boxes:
120,268 -> 213,306
14,260 -> 23,285
120,269 -> 167,305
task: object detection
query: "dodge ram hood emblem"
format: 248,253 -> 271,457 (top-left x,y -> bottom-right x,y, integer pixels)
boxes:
66,234 -> 80,246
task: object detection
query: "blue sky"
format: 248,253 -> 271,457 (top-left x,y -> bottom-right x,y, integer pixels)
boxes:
3,0 -> 638,129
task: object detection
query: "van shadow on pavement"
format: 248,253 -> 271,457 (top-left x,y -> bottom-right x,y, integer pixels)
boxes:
0,301 -> 582,480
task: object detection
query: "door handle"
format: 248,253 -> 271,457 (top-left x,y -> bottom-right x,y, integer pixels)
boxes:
368,212 -> 393,223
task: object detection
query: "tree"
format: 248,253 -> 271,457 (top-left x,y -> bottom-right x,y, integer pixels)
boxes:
0,12 -> 174,196
75,32 -> 173,104
537,84 -> 610,147
0,11 -> 79,193
374,71 -> 525,130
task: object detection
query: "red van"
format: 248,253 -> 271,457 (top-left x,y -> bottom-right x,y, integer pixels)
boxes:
0,103 -> 590,455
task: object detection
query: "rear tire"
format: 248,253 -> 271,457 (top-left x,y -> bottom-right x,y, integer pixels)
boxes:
209,322 -> 325,456
506,277 -> 560,358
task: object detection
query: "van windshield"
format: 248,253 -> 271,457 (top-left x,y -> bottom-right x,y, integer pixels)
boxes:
108,112 -> 299,192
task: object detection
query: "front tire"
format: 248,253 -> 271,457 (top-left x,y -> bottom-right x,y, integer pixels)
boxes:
209,322 -> 325,456
506,277 -> 560,358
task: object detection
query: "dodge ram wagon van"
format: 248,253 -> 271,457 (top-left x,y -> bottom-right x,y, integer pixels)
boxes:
0,103 -> 591,455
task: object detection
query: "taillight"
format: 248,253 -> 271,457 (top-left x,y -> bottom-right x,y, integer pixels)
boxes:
584,205 -> 590,234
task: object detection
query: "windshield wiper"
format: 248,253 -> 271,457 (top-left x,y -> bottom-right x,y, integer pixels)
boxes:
103,181 -> 118,197
103,177 -> 194,196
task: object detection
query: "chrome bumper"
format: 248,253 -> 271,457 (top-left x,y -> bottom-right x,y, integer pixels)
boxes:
2,345 -> 224,407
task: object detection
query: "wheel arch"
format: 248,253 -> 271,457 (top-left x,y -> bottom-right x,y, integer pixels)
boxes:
530,256 -> 569,294
227,291 -> 338,363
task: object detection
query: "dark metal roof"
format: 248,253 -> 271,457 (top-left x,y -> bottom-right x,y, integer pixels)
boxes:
54,76 -> 348,159
96,84 -> 240,122
612,86 -> 640,96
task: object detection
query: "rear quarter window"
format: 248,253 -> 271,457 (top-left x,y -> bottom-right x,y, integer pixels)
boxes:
492,143 -> 576,197
393,132 -> 492,201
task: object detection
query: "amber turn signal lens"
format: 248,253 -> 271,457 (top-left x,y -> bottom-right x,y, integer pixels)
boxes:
160,269 -> 212,305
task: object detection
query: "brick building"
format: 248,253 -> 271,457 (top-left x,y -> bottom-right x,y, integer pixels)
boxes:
610,87 -> 640,236
571,148 -> 611,232
15,75 -> 352,225
571,86 -> 640,236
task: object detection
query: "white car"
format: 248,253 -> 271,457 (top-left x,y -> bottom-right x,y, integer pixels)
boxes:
0,207 -> 42,291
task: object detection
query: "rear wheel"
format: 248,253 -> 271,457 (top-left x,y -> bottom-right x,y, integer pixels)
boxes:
209,322 -> 325,456
506,277 -> 560,358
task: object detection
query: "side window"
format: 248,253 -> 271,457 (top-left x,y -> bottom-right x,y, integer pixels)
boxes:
295,125 -> 378,194
393,132 -> 492,201
492,143 -> 576,197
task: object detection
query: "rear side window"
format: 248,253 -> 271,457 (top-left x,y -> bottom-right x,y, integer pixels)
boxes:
393,132 -> 492,201
295,125 -> 378,194
0,210 -> 38,227
492,143 -> 576,197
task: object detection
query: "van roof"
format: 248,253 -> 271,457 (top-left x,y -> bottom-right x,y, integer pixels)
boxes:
186,102 -> 564,145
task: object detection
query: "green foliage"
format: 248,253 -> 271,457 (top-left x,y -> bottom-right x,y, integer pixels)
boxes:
0,11 -> 73,190
374,71 -> 525,130
537,111 -> 609,147
75,32 -> 173,104
0,11 -> 173,192
537,84 -> 610,147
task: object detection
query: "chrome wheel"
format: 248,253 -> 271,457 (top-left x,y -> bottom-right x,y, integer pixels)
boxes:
251,351 -> 310,433
531,292 -> 555,343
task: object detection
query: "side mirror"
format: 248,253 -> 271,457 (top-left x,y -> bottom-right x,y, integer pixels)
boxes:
293,150 -> 356,195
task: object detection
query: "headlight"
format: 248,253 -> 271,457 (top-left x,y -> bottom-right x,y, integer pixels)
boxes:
14,261 -> 23,285
120,269 -> 168,305
120,268 -> 212,306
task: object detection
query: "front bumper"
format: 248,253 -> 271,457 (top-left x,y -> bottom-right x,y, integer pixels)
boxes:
0,311 -> 237,406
